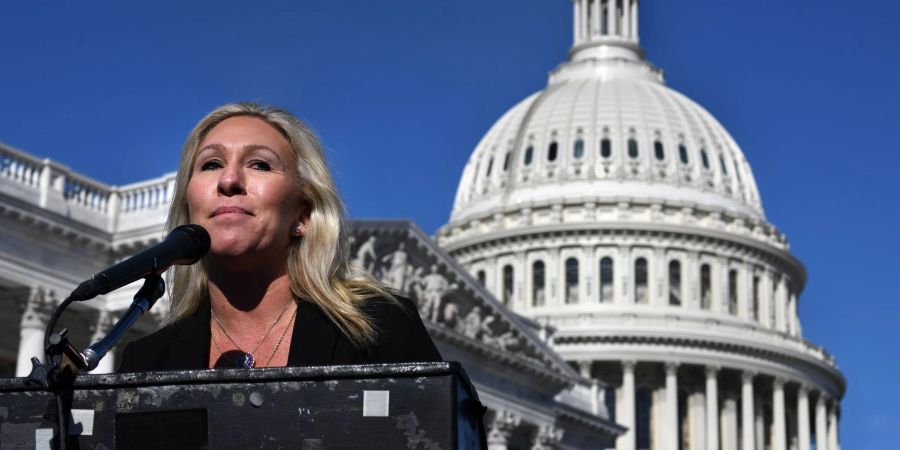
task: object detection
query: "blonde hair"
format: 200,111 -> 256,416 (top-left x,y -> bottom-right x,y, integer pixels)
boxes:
165,102 -> 390,348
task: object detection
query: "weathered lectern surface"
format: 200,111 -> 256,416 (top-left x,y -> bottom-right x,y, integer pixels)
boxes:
0,362 -> 484,449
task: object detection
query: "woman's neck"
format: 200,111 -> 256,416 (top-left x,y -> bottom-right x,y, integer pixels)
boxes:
206,259 -> 295,329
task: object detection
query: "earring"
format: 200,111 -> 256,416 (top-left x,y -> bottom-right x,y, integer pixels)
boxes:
293,225 -> 304,236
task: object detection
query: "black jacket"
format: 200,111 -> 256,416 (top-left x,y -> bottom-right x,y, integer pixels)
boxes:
118,296 -> 442,372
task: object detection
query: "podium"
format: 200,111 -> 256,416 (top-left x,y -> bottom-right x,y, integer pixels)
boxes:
0,362 -> 485,449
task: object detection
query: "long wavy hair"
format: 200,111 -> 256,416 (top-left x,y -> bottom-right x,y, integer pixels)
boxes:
164,102 -> 390,348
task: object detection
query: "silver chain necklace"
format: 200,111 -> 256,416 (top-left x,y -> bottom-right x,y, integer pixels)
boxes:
211,300 -> 293,368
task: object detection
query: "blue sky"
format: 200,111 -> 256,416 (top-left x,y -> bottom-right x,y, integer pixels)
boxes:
1,0 -> 897,446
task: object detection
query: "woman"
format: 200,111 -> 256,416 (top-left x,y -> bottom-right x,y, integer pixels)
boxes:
118,103 -> 441,371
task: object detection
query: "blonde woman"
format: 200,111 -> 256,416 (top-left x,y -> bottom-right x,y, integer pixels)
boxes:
118,103 -> 440,371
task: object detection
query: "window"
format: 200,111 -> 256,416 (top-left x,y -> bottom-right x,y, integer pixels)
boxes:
524,146 -> 534,166
503,151 -> 511,171
728,270 -> 738,314
548,142 -> 558,162
678,144 -> 688,164
654,141 -> 665,161
573,139 -> 585,159
565,258 -> 579,304
477,270 -> 486,286
502,265 -> 514,306
719,155 -> 729,175
700,149 -> 710,170
600,257 -> 614,303
634,258 -> 648,304
628,138 -> 639,159
486,157 -> 494,177
752,276 -> 760,321
601,138 -> 612,158
700,264 -> 712,310
532,261 -> 546,306
668,260 -> 681,306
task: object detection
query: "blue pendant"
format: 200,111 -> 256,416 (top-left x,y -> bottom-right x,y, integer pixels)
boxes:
237,352 -> 255,368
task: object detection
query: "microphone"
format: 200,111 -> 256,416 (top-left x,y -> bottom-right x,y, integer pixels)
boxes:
70,224 -> 211,301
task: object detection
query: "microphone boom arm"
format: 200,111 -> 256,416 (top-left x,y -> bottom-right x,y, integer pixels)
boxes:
81,274 -> 166,371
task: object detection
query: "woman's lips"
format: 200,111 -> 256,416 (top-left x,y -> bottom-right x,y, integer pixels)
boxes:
211,206 -> 253,217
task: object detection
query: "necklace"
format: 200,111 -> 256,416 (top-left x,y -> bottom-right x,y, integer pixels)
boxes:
211,300 -> 293,368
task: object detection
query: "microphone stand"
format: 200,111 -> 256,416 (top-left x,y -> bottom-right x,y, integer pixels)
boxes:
26,274 -> 166,450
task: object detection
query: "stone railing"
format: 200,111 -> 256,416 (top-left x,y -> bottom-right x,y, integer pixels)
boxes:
0,142 -> 172,234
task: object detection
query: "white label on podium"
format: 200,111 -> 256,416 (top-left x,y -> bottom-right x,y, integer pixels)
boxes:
35,429 -> 53,450
363,390 -> 390,417
68,409 -> 95,435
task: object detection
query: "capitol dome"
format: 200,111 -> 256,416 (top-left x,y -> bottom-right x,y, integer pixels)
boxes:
439,1 -> 844,449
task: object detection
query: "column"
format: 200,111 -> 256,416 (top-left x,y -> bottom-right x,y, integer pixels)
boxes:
721,394 -> 738,450
618,245 -> 631,305
755,398 -> 765,450
487,410 -> 521,450
706,366 -> 720,450
741,372 -> 756,450
15,287 -> 54,377
89,310 -> 117,374
664,363 -> 679,450
573,0 -> 580,44
827,404 -> 839,450
631,0 -> 639,41
815,395 -> 829,450
622,0 -> 631,40
797,386 -> 811,450
773,378 -> 787,450
580,0 -> 588,42
687,391 -> 706,450
591,0 -> 601,38
607,0 -> 617,36
617,360 -> 636,450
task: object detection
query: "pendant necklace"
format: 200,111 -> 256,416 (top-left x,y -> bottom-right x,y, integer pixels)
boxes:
211,300 -> 293,368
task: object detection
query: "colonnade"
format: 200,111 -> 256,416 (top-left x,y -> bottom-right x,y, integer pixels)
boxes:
580,360 -> 840,450
573,0 -> 639,45
13,285 -> 117,376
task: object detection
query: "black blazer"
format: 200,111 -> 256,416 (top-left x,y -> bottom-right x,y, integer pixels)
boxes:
118,296 -> 442,372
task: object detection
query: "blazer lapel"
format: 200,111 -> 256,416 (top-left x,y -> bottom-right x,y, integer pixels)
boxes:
288,300 -> 339,366
164,302 -> 212,370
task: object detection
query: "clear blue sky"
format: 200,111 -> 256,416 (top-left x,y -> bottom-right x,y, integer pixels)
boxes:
1,1 -> 897,446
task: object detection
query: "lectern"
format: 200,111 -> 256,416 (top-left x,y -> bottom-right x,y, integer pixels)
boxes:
0,362 -> 485,449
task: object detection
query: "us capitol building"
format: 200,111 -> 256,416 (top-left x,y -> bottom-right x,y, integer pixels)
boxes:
0,1 -> 843,449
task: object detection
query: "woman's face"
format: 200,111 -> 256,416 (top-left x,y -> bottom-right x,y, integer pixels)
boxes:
187,116 -> 306,267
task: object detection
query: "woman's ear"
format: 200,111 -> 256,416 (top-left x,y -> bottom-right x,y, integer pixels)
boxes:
293,200 -> 312,237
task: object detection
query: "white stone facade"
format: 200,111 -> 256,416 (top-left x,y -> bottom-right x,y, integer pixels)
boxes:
438,1 -> 845,449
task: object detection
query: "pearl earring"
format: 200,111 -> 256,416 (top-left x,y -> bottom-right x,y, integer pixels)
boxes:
294,225 -> 304,235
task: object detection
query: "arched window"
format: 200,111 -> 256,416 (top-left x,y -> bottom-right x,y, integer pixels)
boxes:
524,146 -> 534,166
548,142 -> 558,162
634,258 -> 648,304
752,276 -> 760,321
654,141 -> 665,160
532,261 -> 546,307
700,264 -> 712,310
565,258 -> 579,304
502,265 -> 514,306
728,270 -> 738,314
486,157 -> 494,177
601,138 -> 612,158
502,151 -> 512,171
477,270 -> 486,286
599,257 -> 614,303
719,154 -> 729,175
700,149 -> 710,170
573,139 -> 585,159
628,138 -> 639,159
668,260 -> 681,306
678,144 -> 689,164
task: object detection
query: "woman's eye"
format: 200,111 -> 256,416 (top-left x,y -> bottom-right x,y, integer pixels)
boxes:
250,160 -> 272,171
200,160 -> 222,171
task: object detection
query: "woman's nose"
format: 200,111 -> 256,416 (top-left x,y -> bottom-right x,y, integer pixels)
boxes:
217,165 -> 246,196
